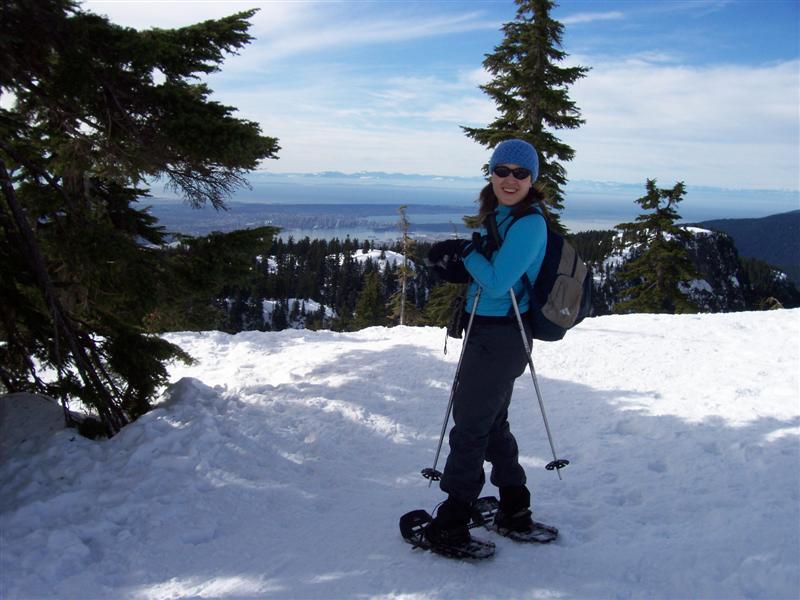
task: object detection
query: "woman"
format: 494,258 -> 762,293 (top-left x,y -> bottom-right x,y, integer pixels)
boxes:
425,139 -> 548,551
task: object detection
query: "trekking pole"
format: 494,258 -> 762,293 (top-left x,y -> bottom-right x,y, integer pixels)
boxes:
508,290 -> 570,480
421,287 -> 482,486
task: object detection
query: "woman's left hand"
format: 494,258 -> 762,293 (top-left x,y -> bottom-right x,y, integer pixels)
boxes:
426,239 -> 472,283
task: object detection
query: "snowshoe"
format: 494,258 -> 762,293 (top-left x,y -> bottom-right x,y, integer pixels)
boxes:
399,509 -> 495,560
472,496 -> 559,544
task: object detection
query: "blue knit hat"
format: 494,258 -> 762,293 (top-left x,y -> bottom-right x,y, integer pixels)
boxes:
489,139 -> 539,181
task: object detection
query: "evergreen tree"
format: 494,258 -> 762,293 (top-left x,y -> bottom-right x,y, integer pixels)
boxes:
353,271 -> 386,330
463,0 -> 588,232
613,180 -> 699,314
304,305 -> 325,331
569,230 -> 616,264
271,300 -> 288,331
152,226 -> 276,333
224,290 -> 248,334
244,297 -> 266,331
395,205 -> 414,325
0,1 -> 278,434
381,261 -> 398,298
335,238 -> 360,323
289,299 -> 301,325
388,287 -> 423,326
422,283 -> 465,327
738,256 -> 800,309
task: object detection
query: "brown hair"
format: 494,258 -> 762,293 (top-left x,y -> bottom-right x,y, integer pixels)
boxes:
476,182 -> 548,224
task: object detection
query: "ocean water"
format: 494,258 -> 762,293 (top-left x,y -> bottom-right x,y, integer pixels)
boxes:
149,173 -> 800,242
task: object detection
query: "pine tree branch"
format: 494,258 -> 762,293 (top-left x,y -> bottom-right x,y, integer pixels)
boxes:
0,157 -> 128,434
0,138 -> 76,208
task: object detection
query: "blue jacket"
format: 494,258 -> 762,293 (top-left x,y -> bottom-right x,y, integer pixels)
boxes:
463,204 -> 547,316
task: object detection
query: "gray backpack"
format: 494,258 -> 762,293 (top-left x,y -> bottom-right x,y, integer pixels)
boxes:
487,208 -> 592,341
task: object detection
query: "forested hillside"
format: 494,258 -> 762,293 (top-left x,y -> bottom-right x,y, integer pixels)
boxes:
215,234 -> 436,333
151,230 -> 438,334
571,228 -> 800,314
144,221 -> 799,337
696,210 -> 800,284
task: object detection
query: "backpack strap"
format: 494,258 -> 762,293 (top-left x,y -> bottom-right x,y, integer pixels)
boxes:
483,213 -> 517,318
486,207 -> 546,311
485,212 -> 502,250
508,205 -> 544,230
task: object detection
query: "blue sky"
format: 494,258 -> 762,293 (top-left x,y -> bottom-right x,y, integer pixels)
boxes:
82,0 -> 799,191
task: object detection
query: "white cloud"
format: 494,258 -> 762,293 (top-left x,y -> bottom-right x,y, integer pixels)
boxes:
82,1 -> 298,30
206,75 -> 494,176
227,55 -> 800,189
82,2 -> 496,65
256,116 -> 489,177
421,97 -> 496,125
460,67 -> 492,88
564,58 -> 800,188
252,10 -> 495,63
77,1 -> 800,190
562,11 -> 625,26
357,74 -> 495,124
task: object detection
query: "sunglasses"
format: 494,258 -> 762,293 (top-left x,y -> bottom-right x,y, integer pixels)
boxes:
492,165 -> 532,180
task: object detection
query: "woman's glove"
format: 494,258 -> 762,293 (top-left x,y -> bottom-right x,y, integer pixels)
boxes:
428,239 -> 471,263
426,239 -> 472,283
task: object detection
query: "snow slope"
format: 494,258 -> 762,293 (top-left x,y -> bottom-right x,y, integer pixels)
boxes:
351,249 -> 413,271
1,311 -> 799,599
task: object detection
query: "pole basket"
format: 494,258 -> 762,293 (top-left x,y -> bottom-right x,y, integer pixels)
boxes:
545,458 -> 570,471
421,468 -> 443,481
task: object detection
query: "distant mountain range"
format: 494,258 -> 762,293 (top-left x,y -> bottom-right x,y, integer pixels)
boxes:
153,171 -> 799,221
695,210 -> 800,284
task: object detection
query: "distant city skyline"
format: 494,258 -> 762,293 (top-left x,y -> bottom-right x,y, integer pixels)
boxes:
82,1 -> 800,191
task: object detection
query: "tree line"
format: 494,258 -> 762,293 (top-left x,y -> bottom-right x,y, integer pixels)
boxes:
213,235 -> 434,333
149,230 -> 456,335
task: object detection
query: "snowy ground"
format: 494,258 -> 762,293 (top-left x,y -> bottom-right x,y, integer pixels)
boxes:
1,310 -> 799,599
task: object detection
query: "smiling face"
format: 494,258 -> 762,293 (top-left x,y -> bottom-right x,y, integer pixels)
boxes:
491,163 -> 532,206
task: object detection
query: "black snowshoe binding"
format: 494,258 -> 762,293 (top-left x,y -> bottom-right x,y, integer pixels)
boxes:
400,506 -> 495,560
472,496 -> 558,544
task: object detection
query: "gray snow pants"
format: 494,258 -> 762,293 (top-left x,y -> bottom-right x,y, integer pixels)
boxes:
440,316 -> 532,505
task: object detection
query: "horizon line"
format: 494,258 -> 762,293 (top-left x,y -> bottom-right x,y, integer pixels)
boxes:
249,170 -> 800,195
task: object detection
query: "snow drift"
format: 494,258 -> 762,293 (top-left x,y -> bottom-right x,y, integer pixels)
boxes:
1,310 -> 798,599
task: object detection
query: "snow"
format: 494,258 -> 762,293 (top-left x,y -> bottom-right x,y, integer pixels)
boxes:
255,255 -> 278,274
262,298 -> 337,323
679,278 -> 714,294
2,310 -> 799,599
350,249 -> 414,272
684,226 -> 713,236
601,232 -> 635,272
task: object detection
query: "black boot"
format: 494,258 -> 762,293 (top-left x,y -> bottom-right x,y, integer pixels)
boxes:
425,497 -> 471,547
423,497 -> 495,559
494,485 -> 535,535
